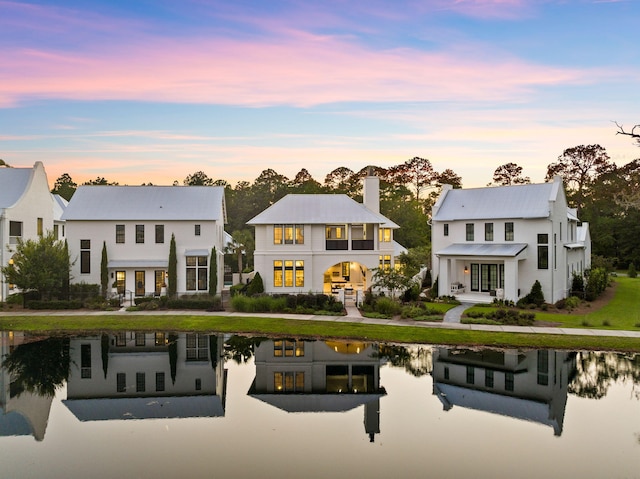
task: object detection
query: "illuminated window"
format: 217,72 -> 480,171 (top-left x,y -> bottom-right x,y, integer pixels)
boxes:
274,372 -> 305,392
379,255 -> 391,271
295,260 -> 304,287
284,225 -> 294,244
274,225 -> 283,244
273,260 -> 283,287
326,225 -> 346,239
274,340 -> 305,357
284,260 -> 294,287
378,227 -> 391,242
295,225 -> 304,244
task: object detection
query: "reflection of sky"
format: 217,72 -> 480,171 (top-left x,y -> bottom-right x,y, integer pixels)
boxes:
2,1 -> 639,188
1,355 -> 639,478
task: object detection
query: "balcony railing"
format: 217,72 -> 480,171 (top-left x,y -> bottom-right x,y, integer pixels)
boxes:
326,239 -> 348,250
352,239 -> 374,250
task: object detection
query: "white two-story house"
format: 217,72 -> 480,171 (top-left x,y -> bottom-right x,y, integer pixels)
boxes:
431,177 -> 590,303
247,174 -> 401,299
0,161 -> 57,302
63,185 -> 226,298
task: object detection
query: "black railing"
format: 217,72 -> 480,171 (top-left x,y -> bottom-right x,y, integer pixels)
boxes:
326,239 -> 348,250
352,239 -> 374,250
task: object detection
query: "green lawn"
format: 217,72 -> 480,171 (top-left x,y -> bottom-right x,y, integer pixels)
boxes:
465,276 -> 640,331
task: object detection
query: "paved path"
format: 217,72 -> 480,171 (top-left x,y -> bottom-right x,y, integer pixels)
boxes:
443,303 -> 473,324
2,308 -> 640,339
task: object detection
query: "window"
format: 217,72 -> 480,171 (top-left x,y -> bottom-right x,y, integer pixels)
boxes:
186,334 -> 208,361
194,224 -> 201,236
80,239 -> 91,274
186,256 -> 208,291
444,366 -> 450,380
274,224 -> 283,244
466,223 -> 474,241
379,255 -> 391,271
117,373 -> 126,393
537,350 -> 549,386
156,372 -> 165,392
9,221 -> 22,237
195,378 -> 202,391
155,270 -> 165,295
466,366 -> 475,384
485,223 -> 493,241
505,372 -> 514,391
54,224 -> 59,239
115,271 -> 125,294
274,372 -> 305,392
136,372 -> 146,392
295,225 -> 304,244
135,333 -> 145,346
81,344 -> 91,379
485,370 -> 494,388
274,340 -> 305,357
537,234 -> 549,270
326,225 -> 346,239
284,224 -> 294,244
273,260 -> 304,288
505,222 -> 514,241
135,271 -> 145,296
116,224 -> 125,243
155,332 -> 166,346
37,217 -> 43,236
379,227 -> 391,242
444,224 -> 449,236
136,225 -> 144,243
155,225 -> 164,243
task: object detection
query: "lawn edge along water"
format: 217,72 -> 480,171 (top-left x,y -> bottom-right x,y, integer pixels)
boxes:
0,314 -> 639,352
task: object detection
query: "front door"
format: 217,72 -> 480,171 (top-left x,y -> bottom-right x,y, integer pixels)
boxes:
135,271 -> 145,296
471,263 -> 501,292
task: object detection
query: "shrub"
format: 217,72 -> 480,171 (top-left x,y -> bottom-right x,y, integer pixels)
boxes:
571,273 -> 585,294
524,280 -> 545,307
6,293 -> 23,305
401,283 -> 421,302
585,267 -> 609,301
628,262 -> 637,279
167,296 -> 222,310
230,283 -> 247,297
564,296 -> 581,311
69,282 -> 101,300
422,269 -> 432,288
374,297 -> 401,317
246,272 -> 265,296
26,299 -> 83,310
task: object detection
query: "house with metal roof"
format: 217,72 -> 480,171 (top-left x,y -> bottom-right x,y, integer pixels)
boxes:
62,185 -> 226,300
0,161 -> 57,302
247,174 -> 402,301
431,176 -> 591,304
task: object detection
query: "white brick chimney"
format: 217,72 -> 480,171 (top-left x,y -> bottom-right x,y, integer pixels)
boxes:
363,168 -> 379,214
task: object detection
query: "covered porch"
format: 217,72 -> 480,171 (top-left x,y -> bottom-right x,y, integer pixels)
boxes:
435,243 -> 528,303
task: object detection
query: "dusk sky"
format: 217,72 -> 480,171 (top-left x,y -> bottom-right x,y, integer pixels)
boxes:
2,0 -> 639,188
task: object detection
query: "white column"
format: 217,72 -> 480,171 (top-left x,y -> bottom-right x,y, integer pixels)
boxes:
503,258 -> 519,302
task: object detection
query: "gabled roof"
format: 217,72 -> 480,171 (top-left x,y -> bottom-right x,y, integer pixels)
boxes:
247,194 -> 398,228
52,194 -> 68,221
433,180 -> 561,221
0,167 -> 33,209
62,186 -> 226,221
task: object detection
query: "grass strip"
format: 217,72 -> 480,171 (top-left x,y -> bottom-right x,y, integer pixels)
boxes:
1,314 -> 638,352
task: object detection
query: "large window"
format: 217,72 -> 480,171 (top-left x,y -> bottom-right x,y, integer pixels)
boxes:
273,260 -> 304,287
485,223 -> 493,241
274,224 -> 304,244
273,340 -> 305,357
135,225 -> 144,243
81,344 -> 91,379
80,239 -> 91,274
186,256 -> 208,291
116,224 -> 125,243
466,223 -> 474,241
379,255 -> 391,271
186,334 -> 209,361
379,227 -> 392,242
155,225 -> 164,243
326,225 -> 346,239
274,372 -> 305,392
9,221 -> 22,237
136,372 -> 146,392
537,234 -> 549,270
505,222 -> 514,241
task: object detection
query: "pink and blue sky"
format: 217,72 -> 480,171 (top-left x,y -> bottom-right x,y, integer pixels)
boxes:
1,0 -> 639,187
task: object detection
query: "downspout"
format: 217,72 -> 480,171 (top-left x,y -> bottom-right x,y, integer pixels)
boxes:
0,209 -> 5,302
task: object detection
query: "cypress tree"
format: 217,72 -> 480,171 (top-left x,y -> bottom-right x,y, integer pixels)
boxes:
209,246 -> 218,296
168,234 -> 177,298
100,241 -> 108,298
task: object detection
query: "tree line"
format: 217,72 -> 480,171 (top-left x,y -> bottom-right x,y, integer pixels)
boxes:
50,143 -> 640,271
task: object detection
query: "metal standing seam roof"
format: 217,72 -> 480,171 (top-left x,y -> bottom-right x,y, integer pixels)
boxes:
0,167 -> 33,209
61,185 -> 226,221
247,194 -> 399,227
433,182 -> 557,221
436,243 -> 528,257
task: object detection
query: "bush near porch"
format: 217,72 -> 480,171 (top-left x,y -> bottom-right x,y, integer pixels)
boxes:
230,293 -> 344,315
360,291 -> 457,320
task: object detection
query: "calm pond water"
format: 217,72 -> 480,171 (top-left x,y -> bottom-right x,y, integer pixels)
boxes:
1,331 -> 639,479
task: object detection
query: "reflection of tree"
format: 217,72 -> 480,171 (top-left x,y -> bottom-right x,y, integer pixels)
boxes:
376,345 -> 432,377
568,352 -> 640,400
3,337 -> 70,397
224,336 -> 265,364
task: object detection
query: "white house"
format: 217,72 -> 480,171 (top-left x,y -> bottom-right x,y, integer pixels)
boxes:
431,177 -> 591,304
62,185 -> 226,298
0,161 -> 57,302
247,174 -> 401,300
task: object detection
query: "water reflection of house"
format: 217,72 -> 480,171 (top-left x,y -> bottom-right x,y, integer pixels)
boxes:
432,348 -> 576,436
0,331 -> 54,441
248,339 -> 386,442
63,332 -> 226,421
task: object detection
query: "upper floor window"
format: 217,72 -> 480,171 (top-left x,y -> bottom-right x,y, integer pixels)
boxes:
326,225 -> 347,240
465,223 -> 474,241
379,227 -> 392,242
80,239 -> 91,274
195,224 -> 201,236
9,221 -> 22,237
116,224 -> 125,243
274,224 -> 304,244
155,224 -> 164,244
443,224 -> 449,237
505,222 -> 514,241
37,217 -> 43,236
135,225 -> 144,243
484,223 -> 493,241
537,234 -> 549,270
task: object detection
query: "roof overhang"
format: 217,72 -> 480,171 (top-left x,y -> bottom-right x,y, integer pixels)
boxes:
436,243 -> 528,257
185,249 -> 210,256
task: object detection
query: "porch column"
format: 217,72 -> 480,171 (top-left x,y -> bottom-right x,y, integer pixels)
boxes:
438,257 -> 450,297
503,258 -> 519,302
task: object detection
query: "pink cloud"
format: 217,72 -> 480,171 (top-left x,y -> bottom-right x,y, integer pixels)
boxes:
1,29 -> 594,108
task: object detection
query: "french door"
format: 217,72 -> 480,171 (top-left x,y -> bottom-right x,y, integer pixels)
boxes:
470,263 -> 504,292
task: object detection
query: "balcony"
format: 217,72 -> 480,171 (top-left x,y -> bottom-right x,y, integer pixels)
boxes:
326,239 -> 348,250
352,239 -> 374,250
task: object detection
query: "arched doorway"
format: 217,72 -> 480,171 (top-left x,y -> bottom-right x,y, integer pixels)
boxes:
323,261 -> 368,299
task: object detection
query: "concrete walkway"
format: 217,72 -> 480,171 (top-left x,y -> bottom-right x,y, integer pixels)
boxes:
2,307 -> 640,339
443,303 -> 473,324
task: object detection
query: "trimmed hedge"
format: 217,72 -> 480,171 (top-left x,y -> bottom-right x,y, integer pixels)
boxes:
26,300 -> 83,310
167,297 -> 223,311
